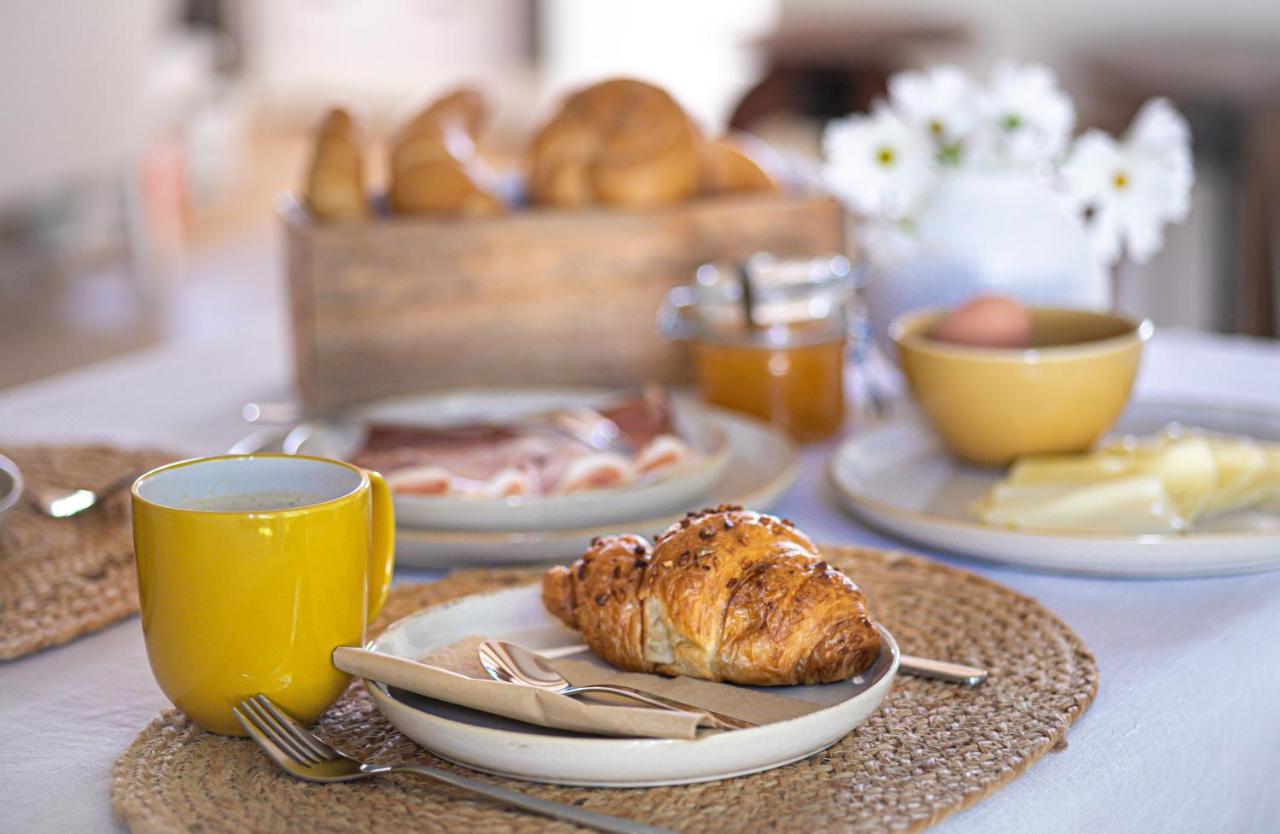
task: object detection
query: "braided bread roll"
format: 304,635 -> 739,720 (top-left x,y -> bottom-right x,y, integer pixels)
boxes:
528,78 -> 701,209
542,506 -> 881,685
303,108 -> 369,220
389,88 -> 503,217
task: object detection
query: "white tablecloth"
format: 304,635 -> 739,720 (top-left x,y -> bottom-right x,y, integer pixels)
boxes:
2,256 -> 1278,833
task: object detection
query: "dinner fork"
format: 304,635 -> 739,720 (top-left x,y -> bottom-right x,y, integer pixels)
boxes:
232,695 -> 670,834
542,408 -> 637,455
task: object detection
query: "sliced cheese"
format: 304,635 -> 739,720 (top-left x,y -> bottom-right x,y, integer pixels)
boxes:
974,425 -> 1280,535
976,474 -> 1185,534
1200,437 -> 1269,517
1144,437 -> 1218,521
1004,453 -> 1134,485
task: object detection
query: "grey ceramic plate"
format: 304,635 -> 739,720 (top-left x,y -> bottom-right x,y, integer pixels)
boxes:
0,454 -> 23,532
385,404 -> 799,567
292,388 -> 733,533
365,584 -> 898,786
831,400 -> 1280,577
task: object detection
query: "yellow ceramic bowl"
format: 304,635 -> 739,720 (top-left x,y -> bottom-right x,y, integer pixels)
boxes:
892,307 -> 1152,466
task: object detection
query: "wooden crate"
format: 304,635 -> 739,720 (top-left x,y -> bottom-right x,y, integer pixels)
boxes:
283,193 -> 845,408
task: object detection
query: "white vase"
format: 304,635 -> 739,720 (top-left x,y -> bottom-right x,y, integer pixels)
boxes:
862,169 -> 1110,354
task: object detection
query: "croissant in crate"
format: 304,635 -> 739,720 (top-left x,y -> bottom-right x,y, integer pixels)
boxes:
528,78 -> 701,209
698,134 -> 782,195
542,505 -> 882,685
389,88 -> 504,217
386,88 -> 486,170
303,108 -> 369,220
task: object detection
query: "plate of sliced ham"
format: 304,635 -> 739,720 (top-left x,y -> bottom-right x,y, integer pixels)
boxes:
289,387 -> 733,531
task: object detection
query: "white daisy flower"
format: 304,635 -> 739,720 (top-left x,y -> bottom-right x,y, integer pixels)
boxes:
1061,98 -> 1193,265
888,64 -> 977,157
976,61 -> 1075,167
823,103 -> 936,220
1128,97 -> 1194,168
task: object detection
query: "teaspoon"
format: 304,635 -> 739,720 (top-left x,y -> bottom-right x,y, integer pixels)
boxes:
28,427 -> 287,519
477,639 -> 755,730
25,471 -> 139,518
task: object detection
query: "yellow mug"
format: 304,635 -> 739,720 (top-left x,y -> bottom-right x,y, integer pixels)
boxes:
132,454 -> 395,735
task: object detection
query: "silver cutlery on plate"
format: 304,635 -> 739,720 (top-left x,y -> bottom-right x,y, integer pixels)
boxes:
539,642 -> 988,688
233,694 -> 670,834
280,411 -> 636,458
225,426 -> 291,455
477,639 -> 756,730
242,402 -> 308,425
252,397 -> 639,458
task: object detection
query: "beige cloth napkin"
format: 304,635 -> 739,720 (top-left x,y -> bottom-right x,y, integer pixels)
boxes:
333,636 -> 820,741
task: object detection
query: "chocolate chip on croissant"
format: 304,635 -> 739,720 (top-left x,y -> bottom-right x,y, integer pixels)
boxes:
542,505 -> 881,685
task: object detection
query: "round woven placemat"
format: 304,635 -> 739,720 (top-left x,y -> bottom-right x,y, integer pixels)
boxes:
112,547 -> 1097,834
0,445 -> 178,661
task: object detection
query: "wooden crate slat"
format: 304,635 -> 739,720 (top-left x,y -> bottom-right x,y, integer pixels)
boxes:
284,194 -> 845,407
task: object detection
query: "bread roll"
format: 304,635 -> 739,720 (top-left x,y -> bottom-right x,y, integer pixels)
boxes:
389,88 -> 488,175
389,87 -> 503,217
542,505 -> 882,685
303,108 -> 369,220
399,88 -> 488,143
528,78 -> 701,209
699,134 -> 781,195
390,162 -> 504,217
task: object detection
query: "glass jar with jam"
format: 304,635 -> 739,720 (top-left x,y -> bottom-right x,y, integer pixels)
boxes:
660,254 -> 854,441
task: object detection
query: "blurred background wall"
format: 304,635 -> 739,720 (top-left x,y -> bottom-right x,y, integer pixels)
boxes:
1,0 -> 1277,388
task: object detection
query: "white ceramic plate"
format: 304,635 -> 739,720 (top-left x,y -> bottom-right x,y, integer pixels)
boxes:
365,584 -> 898,787
292,389 -> 732,532
374,404 -> 796,568
830,401 -> 1280,577
0,454 -> 22,532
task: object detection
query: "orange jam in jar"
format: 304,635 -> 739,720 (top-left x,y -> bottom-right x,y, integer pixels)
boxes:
661,255 -> 852,441
692,338 -> 845,441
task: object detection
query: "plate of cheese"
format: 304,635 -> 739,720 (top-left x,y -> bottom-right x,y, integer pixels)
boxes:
830,400 -> 1280,576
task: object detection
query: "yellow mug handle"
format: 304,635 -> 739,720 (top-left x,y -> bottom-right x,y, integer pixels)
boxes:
365,470 -> 396,621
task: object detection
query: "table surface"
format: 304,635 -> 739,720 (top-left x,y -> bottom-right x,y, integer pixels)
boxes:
2,251 -> 1278,834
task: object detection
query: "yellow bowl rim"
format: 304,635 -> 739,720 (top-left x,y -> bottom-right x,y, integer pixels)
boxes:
890,306 -> 1153,364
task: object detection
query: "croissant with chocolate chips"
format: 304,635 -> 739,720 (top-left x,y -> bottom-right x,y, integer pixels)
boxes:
542,506 -> 881,685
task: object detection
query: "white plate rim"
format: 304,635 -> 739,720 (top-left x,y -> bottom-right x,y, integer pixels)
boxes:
0,453 -> 23,521
421,744 -> 842,788
362,584 -> 899,787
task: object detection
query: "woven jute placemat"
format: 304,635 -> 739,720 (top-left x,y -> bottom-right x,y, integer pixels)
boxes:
112,547 -> 1097,833
0,445 -> 178,661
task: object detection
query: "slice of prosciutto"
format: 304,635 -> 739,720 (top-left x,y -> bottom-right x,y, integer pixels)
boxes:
352,388 -> 700,499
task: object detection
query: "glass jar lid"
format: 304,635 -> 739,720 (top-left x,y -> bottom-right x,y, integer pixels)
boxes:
659,253 -> 854,348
